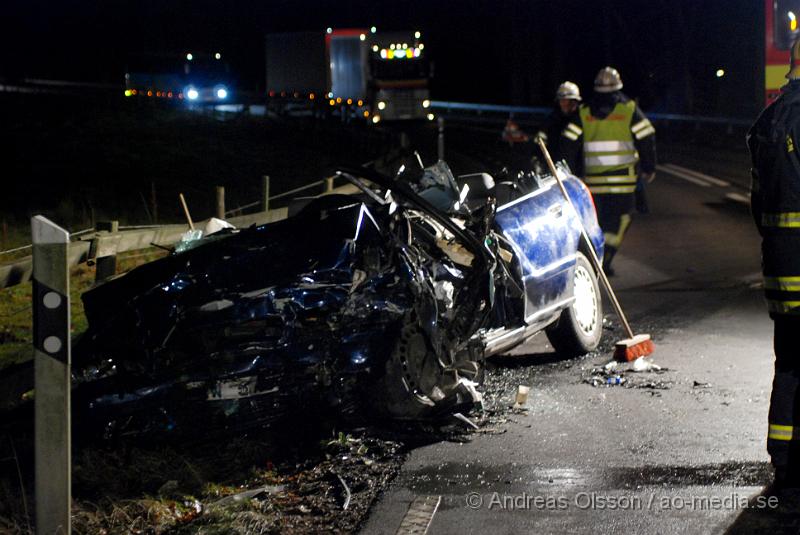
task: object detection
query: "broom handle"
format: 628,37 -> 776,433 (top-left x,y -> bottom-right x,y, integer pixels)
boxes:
536,139 -> 635,339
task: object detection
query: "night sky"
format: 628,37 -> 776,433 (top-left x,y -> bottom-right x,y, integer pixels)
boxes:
2,1 -> 763,117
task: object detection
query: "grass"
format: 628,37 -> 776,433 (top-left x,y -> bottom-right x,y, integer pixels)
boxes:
0,248 -> 167,371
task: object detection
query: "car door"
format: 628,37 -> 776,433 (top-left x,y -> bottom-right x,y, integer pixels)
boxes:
493,178 -> 579,323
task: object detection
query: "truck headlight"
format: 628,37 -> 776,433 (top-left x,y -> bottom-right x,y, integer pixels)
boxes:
422,99 -> 430,108
377,101 -> 386,110
427,113 -> 435,121
372,115 -> 381,124
187,88 -> 199,101
216,87 -> 228,99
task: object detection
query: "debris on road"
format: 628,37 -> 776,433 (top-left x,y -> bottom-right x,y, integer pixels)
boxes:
693,380 -> 713,389
513,385 -> 530,409
584,357 -> 671,389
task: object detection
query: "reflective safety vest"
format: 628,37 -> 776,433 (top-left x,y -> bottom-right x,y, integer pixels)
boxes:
579,101 -> 643,195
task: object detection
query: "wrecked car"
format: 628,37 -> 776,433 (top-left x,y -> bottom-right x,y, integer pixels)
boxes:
5,159 -> 605,441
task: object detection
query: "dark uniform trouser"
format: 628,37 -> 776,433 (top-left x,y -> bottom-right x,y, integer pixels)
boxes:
768,315 -> 800,472
594,193 -> 634,270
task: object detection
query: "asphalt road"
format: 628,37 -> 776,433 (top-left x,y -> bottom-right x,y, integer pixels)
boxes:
360,137 -> 797,534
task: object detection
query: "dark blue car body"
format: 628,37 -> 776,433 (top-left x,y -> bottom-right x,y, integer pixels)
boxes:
0,162 -> 604,441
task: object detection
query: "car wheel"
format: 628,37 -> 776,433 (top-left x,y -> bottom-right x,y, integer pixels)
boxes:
545,251 -> 602,357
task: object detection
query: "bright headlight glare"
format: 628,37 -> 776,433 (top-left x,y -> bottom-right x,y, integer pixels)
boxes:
378,101 -> 386,110
216,88 -> 228,99
187,88 -> 199,100
422,99 -> 430,108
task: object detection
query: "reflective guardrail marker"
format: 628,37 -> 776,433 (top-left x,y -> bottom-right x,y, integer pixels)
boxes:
32,215 -> 71,535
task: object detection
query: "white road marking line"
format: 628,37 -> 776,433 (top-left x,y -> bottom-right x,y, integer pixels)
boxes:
725,192 -> 751,205
660,163 -> 731,187
395,495 -> 441,535
656,164 -> 712,187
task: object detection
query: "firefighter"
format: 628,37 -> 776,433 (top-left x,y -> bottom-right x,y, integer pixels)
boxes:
534,81 -> 582,169
559,67 -> 656,274
748,37 -> 800,490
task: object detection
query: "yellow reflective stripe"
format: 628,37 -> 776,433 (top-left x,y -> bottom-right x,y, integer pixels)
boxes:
631,119 -> 652,133
769,424 -> 794,441
584,176 -> 637,185
603,214 -> 632,248
762,212 -> 800,227
764,276 -> 800,291
585,140 -> 635,152
767,300 -> 800,314
589,185 -> 637,194
586,153 -> 638,166
634,126 -> 656,140
566,123 -> 583,135
563,130 -> 579,141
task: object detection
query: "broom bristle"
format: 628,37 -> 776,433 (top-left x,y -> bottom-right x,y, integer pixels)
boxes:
613,336 -> 655,362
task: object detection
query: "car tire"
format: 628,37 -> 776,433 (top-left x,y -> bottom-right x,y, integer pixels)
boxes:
546,251 -> 602,357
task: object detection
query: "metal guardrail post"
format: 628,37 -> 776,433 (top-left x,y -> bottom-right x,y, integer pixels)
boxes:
32,215 -> 71,535
437,117 -> 445,161
95,220 -> 118,282
215,186 -> 225,219
262,175 -> 270,214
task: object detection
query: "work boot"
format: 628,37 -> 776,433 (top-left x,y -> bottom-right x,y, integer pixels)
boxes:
602,247 -> 617,276
761,465 -> 800,509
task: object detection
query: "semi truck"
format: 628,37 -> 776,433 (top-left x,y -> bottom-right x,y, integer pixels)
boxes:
265,28 -> 432,122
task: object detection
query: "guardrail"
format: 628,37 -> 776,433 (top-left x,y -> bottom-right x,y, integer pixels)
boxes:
0,173 -> 363,291
431,100 -> 754,129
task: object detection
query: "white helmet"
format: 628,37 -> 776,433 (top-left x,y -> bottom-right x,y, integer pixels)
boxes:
556,81 -> 581,101
594,66 -> 623,93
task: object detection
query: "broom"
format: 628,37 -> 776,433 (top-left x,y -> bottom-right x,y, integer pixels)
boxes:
536,138 -> 654,361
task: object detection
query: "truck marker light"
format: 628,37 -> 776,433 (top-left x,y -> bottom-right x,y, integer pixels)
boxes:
347,98 -> 353,105
329,99 -> 335,106
363,110 -> 369,117
370,26 -> 376,33
372,45 -> 379,52
215,52 -> 222,60
357,100 -> 363,106
147,90 -> 153,97
381,49 -> 388,59
360,34 -> 366,41
419,43 -> 425,50
309,93 -> 315,100
167,91 -> 173,98
336,97 -> 342,104
186,53 -> 193,61
415,31 -> 421,38
124,90 -> 132,97
372,115 -> 381,124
